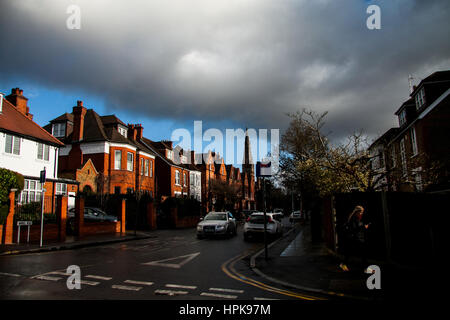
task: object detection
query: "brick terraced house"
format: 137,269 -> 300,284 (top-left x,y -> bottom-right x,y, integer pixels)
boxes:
45,101 -> 156,197
369,70 -> 450,192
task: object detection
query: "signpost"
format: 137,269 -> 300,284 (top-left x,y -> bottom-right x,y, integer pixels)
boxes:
256,161 -> 272,260
40,168 -> 46,247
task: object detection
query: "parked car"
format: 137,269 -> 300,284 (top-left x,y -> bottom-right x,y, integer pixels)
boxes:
289,210 -> 304,223
67,207 -> 118,234
243,212 -> 283,241
242,210 -> 258,219
273,208 -> 284,215
196,212 -> 237,239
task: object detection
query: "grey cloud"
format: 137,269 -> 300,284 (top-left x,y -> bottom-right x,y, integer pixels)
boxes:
0,0 -> 449,142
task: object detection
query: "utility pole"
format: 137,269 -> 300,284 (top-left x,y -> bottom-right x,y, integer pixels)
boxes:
263,177 -> 268,260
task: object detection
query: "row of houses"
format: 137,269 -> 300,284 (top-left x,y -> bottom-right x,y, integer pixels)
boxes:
369,70 -> 450,193
0,88 -> 256,215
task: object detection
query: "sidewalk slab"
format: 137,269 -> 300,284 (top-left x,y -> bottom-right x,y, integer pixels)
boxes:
0,231 -> 157,256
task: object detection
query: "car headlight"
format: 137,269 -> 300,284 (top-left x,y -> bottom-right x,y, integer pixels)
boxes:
216,225 -> 225,231
197,225 -> 203,231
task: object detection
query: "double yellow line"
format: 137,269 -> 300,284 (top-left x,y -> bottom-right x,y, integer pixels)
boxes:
221,252 -> 326,301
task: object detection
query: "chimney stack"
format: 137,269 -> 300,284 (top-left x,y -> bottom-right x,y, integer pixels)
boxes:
128,124 -> 137,140
72,100 -> 87,142
135,124 -> 143,140
6,88 -> 33,119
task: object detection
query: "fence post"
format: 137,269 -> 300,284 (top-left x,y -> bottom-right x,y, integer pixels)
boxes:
56,195 -> 68,242
75,196 -> 84,237
120,199 -> 126,234
381,191 -> 392,262
2,190 -> 16,244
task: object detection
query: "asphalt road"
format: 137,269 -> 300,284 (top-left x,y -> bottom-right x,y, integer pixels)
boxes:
0,218 -> 314,300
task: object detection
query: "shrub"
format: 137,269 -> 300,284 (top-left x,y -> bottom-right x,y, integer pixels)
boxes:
0,168 -> 24,203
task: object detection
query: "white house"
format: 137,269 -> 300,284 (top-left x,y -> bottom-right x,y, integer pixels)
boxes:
0,88 -> 78,207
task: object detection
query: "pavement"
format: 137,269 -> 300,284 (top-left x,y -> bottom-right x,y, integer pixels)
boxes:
250,221 -> 442,302
0,231 -> 156,256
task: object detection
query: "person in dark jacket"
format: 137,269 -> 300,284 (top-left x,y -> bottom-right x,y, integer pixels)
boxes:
340,205 -> 370,272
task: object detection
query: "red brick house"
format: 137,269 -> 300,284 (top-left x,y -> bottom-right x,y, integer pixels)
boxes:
369,70 -> 450,192
45,101 -> 156,197
141,139 -> 190,199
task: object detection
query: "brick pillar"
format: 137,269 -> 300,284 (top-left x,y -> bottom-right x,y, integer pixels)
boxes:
147,202 -> 156,230
2,191 -> 15,244
56,195 -> 68,242
119,199 -> 126,234
75,196 -> 84,237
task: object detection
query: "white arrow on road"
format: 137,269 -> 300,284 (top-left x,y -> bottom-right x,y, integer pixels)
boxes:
142,252 -> 200,269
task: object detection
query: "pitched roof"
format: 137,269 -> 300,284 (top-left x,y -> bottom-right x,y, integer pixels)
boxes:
411,70 -> 450,96
50,112 -> 74,123
0,98 -> 64,146
100,115 -> 126,127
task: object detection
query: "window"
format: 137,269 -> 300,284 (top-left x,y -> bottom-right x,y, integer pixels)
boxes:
400,138 -> 407,177
114,186 -> 121,194
391,147 -> 396,168
399,110 -> 406,126
415,88 -> 426,110
175,170 -> 180,185
414,170 -> 423,192
140,159 -> 144,176
52,123 -> 66,137
183,172 -> 187,186
118,126 -> 127,138
167,150 -> 173,160
55,183 -> 67,195
127,152 -> 134,171
37,143 -> 50,161
114,150 -> 122,170
20,179 -> 42,204
145,159 -> 149,176
149,160 -> 153,178
5,134 -> 20,155
410,127 -> 418,156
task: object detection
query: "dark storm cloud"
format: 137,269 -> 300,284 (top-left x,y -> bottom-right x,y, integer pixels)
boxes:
0,0 -> 449,141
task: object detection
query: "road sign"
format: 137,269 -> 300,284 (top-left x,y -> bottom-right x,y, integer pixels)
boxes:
256,161 -> 272,177
17,221 -> 32,226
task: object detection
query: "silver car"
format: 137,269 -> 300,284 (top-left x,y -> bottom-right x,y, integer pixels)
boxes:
243,212 -> 283,241
197,212 -> 237,239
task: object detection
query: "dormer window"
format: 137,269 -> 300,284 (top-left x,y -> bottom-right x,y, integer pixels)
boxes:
167,150 -> 173,160
399,110 -> 407,126
118,126 -> 128,138
415,88 -> 426,110
52,122 -> 66,137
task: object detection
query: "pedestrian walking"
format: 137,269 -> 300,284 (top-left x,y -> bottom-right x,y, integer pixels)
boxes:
339,205 -> 370,272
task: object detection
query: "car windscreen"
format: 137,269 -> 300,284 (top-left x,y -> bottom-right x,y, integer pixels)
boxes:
205,213 -> 227,221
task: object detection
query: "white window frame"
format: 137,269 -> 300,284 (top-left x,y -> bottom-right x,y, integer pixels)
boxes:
127,152 -> 134,171
399,110 -> 406,126
52,123 -> 66,137
145,159 -> 149,176
20,179 -> 42,204
149,160 -> 153,178
114,150 -> 122,170
410,127 -> 418,156
5,134 -> 21,155
415,88 -> 426,110
183,172 -> 187,186
175,170 -> 180,185
55,183 -> 67,195
37,143 -> 50,161
400,138 -> 407,177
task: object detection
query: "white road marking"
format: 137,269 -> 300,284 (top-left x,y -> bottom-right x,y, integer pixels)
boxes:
49,271 -> 71,276
0,272 -> 21,277
33,275 -> 62,281
85,275 -> 112,281
124,280 -> 154,286
112,285 -> 142,291
155,289 -> 188,296
200,292 -> 237,299
165,284 -> 197,290
209,287 -> 244,294
80,280 -> 100,286
254,297 -> 280,300
142,252 -> 201,269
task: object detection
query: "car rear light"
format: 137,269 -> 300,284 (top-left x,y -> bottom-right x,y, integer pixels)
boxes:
268,217 -> 274,223
246,217 -> 251,222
